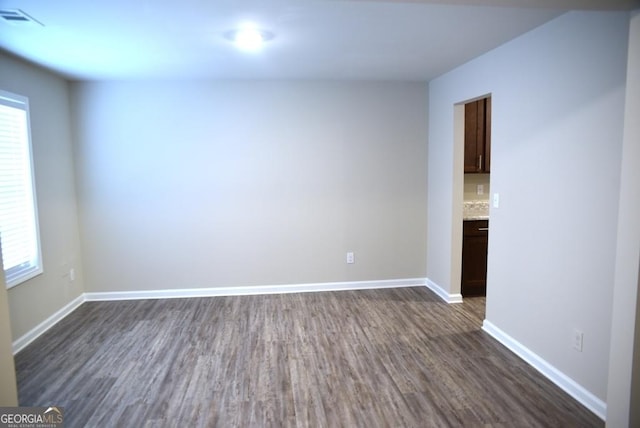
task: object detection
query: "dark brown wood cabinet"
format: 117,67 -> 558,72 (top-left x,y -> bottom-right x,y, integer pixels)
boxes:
464,97 -> 491,173
461,220 -> 488,296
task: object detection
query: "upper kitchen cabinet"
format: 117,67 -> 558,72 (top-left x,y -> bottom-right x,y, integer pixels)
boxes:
464,97 -> 491,173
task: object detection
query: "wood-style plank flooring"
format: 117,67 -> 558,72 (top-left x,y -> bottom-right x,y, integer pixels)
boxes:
15,287 -> 602,427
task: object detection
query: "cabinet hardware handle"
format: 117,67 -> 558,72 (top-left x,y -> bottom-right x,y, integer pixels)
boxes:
478,228 -> 489,231
479,155 -> 483,171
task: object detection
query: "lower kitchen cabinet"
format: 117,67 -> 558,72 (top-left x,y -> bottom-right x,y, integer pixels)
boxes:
462,220 -> 488,297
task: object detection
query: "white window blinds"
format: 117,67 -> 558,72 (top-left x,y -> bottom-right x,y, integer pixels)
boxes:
0,90 -> 42,288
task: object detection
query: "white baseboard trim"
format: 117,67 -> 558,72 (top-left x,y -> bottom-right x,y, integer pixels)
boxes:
12,293 -> 85,355
84,277 -> 428,301
482,319 -> 606,421
425,278 -> 463,303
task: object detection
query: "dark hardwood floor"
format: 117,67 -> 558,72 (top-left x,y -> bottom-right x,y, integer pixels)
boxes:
15,287 -> 602,427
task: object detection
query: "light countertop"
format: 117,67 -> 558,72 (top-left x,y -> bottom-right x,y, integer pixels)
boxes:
463,200 -> 489,221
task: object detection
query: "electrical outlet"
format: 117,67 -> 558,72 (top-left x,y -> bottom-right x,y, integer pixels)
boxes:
477,184 -> 484,195
493,193 -> 500,208
572,329 -> 584,352
346,252 -> 355,264
69,268 -> 75,282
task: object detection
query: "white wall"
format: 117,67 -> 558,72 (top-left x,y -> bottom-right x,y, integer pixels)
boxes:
606,9 -> 640,428
0,250 -> 17,405
71,81 -> 428,293
0,53 -> 85,340
427,10 -> 628,406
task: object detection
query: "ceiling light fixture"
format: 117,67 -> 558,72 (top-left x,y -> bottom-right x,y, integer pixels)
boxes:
225,26 -> 274,51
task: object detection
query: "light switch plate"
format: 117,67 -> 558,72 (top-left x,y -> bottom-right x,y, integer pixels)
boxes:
493,193 -> 500,208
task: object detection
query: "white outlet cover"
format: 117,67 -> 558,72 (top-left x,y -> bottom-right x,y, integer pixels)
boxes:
572,329 -> 583,352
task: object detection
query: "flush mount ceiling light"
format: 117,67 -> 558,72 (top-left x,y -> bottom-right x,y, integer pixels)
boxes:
224,26 -> 274,51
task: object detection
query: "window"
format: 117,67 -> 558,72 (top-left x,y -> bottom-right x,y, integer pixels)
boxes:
0,90 -> 42,288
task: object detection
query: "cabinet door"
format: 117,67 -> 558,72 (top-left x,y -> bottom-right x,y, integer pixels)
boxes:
464,100 -> 486,173
461,220 -> 488,296
464,101 -> 481,173
484,97 -> 491,173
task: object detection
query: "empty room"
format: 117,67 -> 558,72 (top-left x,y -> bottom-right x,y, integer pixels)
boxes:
0,0 -> 639,426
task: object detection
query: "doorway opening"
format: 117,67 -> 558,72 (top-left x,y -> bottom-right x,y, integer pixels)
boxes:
457,95 -> 491,312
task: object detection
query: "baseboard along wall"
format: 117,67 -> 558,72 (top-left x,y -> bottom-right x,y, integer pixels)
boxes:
12,294 -> 85,355
482,320 -> 606,421
83,278 -> 428,301
425,278 -> 463,303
